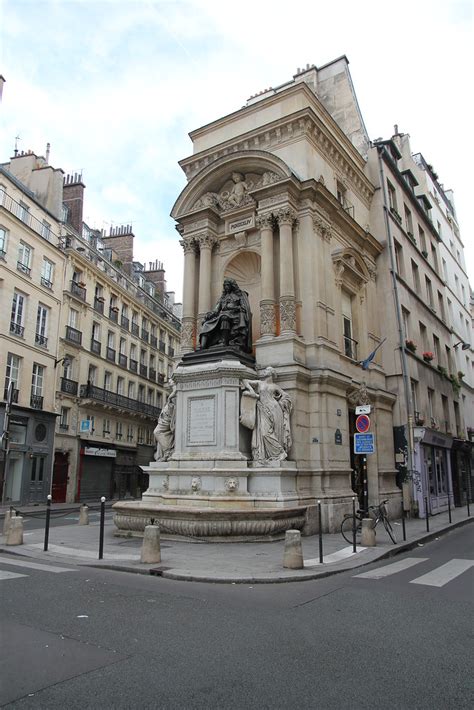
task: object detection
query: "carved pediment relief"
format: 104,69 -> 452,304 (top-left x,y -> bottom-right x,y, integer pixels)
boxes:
192,171 -> 282,214
332,248 -> 370,289
347,382 -> 370,406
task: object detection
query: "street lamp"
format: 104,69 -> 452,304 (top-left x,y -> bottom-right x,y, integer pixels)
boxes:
453,341 -> 470,350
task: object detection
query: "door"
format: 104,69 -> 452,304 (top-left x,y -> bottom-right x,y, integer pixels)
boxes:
28,456 -> 46,503
52,452 -> 68,503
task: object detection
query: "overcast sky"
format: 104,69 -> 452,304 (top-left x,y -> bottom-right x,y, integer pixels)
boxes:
1,0 -> 472,299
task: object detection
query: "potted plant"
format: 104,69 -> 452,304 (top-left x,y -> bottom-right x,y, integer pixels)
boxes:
437,364 -> 448,378
422,351 -> 434,363
421,250 -> 428,258
405,339 -> 417,352
457,371 -> 465,380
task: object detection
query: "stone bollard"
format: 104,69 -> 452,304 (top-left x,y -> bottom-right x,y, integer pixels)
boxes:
361,518 -> 376,547
6,516 -> 24,546
141,524 -> 161,564
78,505 -> 89,525
283,529 -> 304,569
3,509 -> 13,536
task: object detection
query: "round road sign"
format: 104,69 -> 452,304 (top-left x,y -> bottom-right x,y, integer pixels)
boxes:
356,414 -> 370,433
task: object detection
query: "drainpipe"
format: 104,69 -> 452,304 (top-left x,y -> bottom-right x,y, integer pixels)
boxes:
377,148 -> 416,512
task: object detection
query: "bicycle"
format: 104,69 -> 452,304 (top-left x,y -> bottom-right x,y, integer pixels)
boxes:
340,499 -> 397,545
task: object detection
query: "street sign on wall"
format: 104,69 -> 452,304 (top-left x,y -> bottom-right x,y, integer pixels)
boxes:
354,433 -> 375,454
355,405 -> 371,415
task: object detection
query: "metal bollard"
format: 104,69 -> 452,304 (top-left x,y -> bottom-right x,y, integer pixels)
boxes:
44,495 -> 52,551
425,496 -> 430,532
98,496 -> 105,560
401,506 -> 406,542
318,500 -> 323,564
352,497 -> 357,553
447,492 -> 452,524
6,516 -> 23,545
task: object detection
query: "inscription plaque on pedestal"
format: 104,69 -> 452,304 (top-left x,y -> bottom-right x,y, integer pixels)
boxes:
187,396 -> 216,445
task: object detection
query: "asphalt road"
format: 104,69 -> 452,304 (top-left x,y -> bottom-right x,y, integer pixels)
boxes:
1,525 -> 472,709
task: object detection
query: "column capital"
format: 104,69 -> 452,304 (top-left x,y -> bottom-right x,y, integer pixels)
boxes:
313,216 -> 332,243
256,212 -> 274,230
275,206 -> 298,227
196,232 -> 218,250
179,237 -> 197,255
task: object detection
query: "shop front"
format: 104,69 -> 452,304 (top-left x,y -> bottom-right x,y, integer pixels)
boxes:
413,427 -> 453,517
78,442 -> 116,501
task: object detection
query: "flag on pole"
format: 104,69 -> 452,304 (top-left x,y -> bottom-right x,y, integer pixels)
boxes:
358,337 -> 386,370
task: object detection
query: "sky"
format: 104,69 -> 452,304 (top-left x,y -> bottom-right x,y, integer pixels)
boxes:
0,0 -> 473,300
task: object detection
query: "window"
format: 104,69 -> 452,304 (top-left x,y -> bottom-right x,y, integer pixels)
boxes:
41,258 -> 54,288
130,343 -> 137,361
411,261 -> 420,291
341,290 -> 357,360
117,376 -> 124,395
128,381 -> 135,399
461,284 -> 466,305
17,242 -> 32,274
0,226 -> 7,256
86,414 -> 95,432
425,277 -> 434,308
103,418 -> 111,436
445,346 -> 453,373
442,259 -> 448,281
427,388 -> 435,423
107,331 -> 115,349
404,205 -> 413,235
88,365 -> 97,385
401,307 -> 410,339
59,407 -> 69,430
411,379 -> 418,414
92,321 -> 101,342
31,363 -> 44,396
441,395 -> 449,432
418,226 -> 426,253
433,335 -> 441,363
140,349 -> 147,365
10,292 -> 25,336
127,424 -> 134,442
138,384 -> 145,402
137,427 -> 144,444
394,240 -> 404,276
36,304 -> 49,347
19,201 -> 30,223
5,353 -> 21,398
147,388 -> 154,405
437,292 -> 445,321
104,371 -> 112,391
419,322 -> 427,350
41,220 -> 51,241
116,421 -> 123,440
68,308 -> 78,328
430,244 -> 438,272
387,180 -> 397,212
119,337 -> 126,355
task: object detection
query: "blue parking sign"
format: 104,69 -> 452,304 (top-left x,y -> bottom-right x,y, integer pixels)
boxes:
354,433 -> 375,454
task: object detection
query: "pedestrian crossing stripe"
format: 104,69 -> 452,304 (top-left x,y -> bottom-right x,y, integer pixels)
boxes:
0,555 -> 76,573
354,557 -> 474,587
0,570 -> 28,581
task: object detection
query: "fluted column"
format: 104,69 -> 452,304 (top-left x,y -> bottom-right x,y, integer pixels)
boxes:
197,233 -> 217,319
179,237 -> 197,352
256,213 -> 275,337
276,207 -> 297,334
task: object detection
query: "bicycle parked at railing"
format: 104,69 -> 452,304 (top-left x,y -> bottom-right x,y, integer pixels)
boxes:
340,499 -> 397,545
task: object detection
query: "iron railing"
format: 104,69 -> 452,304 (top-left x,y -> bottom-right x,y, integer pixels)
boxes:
60,377 -> 78,395
65,326 -> 82,345
79,383 -> 161,418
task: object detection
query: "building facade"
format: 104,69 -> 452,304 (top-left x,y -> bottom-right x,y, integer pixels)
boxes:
1,153 -> 181,506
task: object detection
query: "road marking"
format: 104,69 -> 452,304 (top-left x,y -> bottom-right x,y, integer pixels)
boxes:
353,557 -> 428,579
0,570 -> 28,581
410,559 -> 474,587
305,546 -> 366,567
0,555 -> 76,573
29,543 -> 140,560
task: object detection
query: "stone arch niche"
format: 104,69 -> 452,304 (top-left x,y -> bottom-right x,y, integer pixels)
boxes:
223,251 -> 261,345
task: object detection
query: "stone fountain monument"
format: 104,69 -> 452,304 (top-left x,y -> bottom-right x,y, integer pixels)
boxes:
113,278 -> 316,540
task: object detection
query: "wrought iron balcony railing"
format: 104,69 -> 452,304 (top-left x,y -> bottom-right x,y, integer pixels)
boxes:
30,393 -> 43,409
65,325 -> 82,345
10,322 -> 24,337
35,333 -> 48,348
70,281 -> 87,300
118,353 -> 128,368
79,383 -> 161,419
106,347 -> 116,362
120,315 -> 129,330
60,377 -> 78,395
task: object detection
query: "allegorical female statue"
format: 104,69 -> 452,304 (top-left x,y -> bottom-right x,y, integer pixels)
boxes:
153,381 -> 177,461
199,278 -> 252,352
240,367 -> 292,465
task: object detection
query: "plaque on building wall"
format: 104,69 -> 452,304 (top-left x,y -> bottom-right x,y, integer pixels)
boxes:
335,429 -> 342,445
187,396 -> 216,445
228,215 -> 254,234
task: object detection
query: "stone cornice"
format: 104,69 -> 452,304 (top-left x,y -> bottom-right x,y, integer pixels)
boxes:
180,104 -> 374,206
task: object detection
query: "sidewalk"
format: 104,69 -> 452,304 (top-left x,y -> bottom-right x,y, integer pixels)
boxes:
0,504 -> 472,584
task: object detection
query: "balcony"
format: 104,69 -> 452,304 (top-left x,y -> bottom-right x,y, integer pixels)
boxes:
10,322 -> 25,337
91,339 -> 101,355
141,329 -> 149,343
129,358 -> 138,373
70,281 -> 87,301
120,315 -> 129,330
60,377 -> 78,395
149,368 -> 156,382
118,353 -> 128,368
30,393 -> 43,409
131,322 -> 139,336
106,347 -> 116,363
35,333 -> 48,348
140,364 -> 148,378
3,387 -> 19,402
109,307 -> 119,323
343,336 -> 358,361
17,260 -> 31,276
150,335 -> 157,348
65,325 -> 82,345
94,297 -> 105,314
79,383 -> 161,419
59,423 -> 69,431
41,277 -> 53,289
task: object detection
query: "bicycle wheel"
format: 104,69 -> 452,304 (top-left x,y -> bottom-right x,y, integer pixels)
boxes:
341,516 -> 362,545
383,516 -> 397,544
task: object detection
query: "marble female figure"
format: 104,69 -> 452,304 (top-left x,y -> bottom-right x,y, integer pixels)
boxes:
241,367 -> 292,464
153,381 -> 177,461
